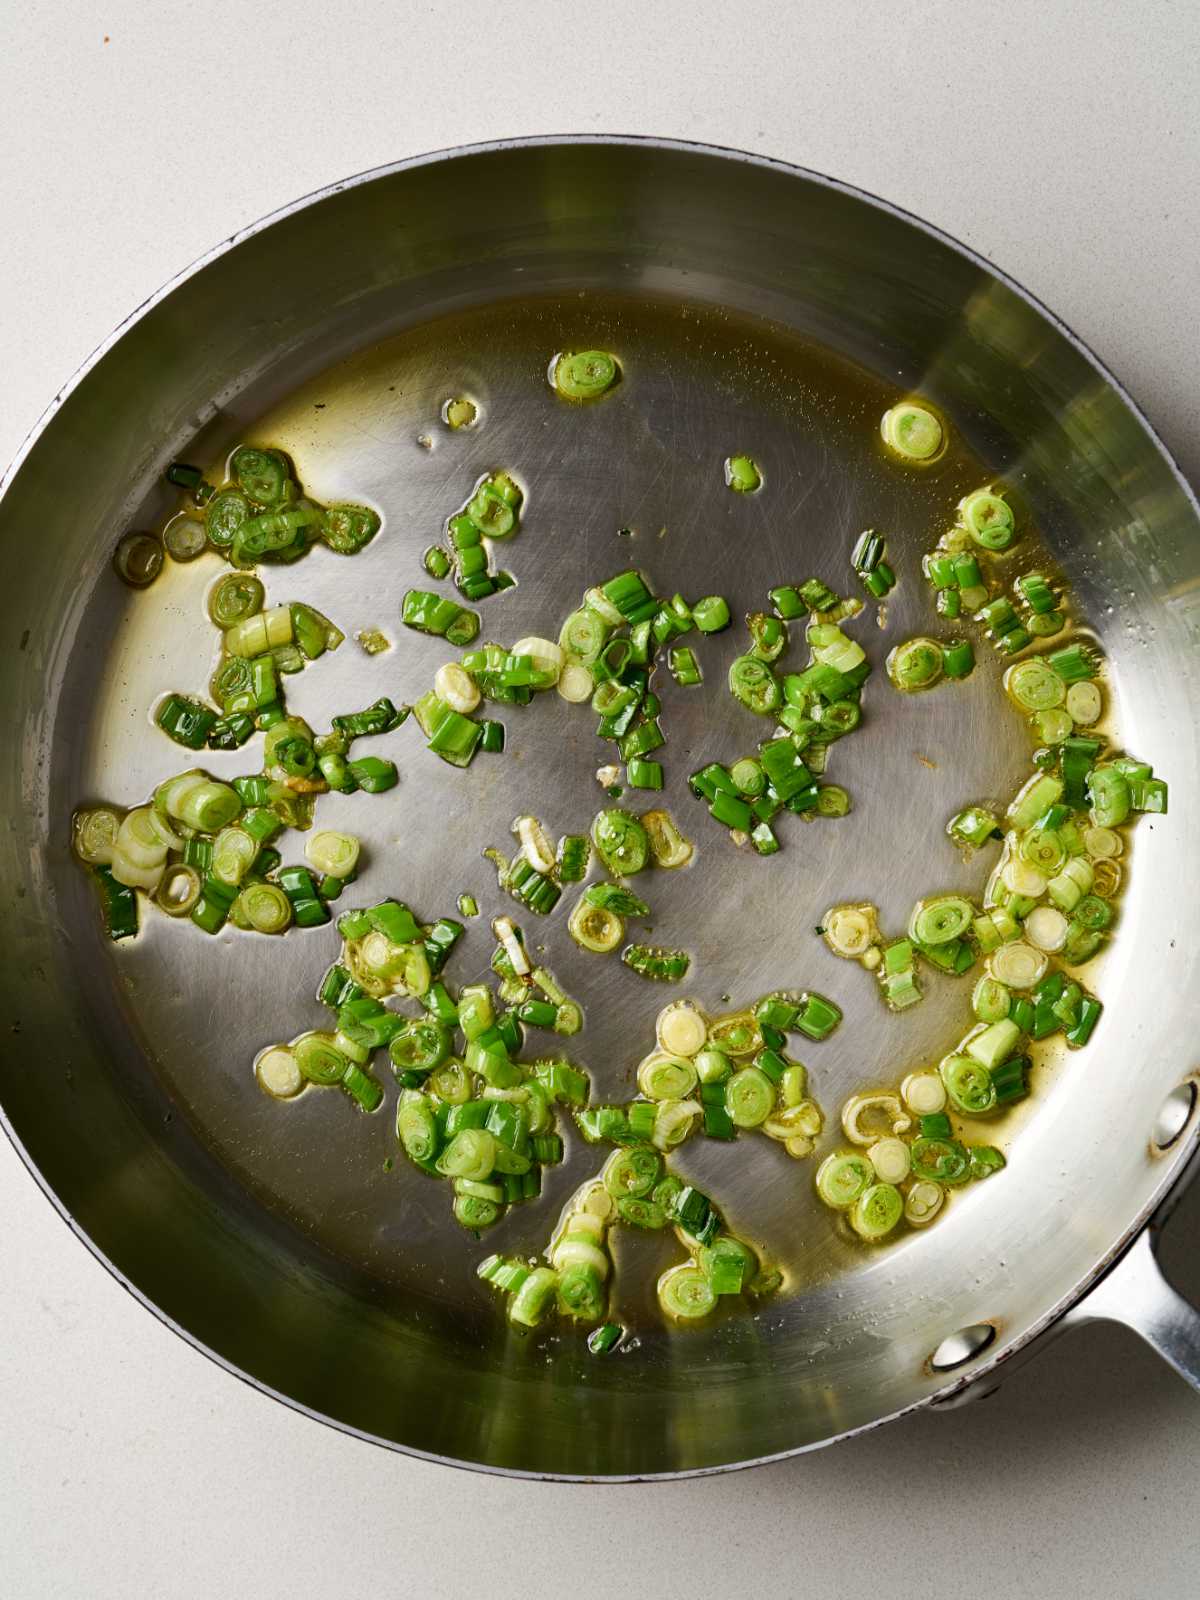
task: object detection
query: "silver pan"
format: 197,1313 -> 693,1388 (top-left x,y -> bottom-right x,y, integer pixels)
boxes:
2,137 -> 1198,1479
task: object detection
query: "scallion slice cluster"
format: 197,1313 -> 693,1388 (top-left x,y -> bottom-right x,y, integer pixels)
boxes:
814,576 -> 1165,1243
478,987 -> 838,1334
257,904 -> 587,1229
689,579 -> 870,854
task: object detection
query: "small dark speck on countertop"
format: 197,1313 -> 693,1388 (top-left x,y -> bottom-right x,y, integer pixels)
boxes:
19,628 -> 30,650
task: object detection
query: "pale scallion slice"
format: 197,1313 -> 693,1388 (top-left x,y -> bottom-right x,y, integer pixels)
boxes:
988,940 -> 1047,989
655,1001 -> 708,1058
514,815 -> 556,875
256,1045 -> 304,1100
901,1072 -> 947,1116
434,662 -> 481,714
305,830 -> 361,879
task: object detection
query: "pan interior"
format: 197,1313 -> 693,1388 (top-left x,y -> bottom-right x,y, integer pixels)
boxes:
3,143 -> 1197,1477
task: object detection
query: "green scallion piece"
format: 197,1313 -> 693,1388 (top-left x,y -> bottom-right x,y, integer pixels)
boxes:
155,695 -> 217,750
621,943 -> 690,982
692,595 -> 731,633
345,756 -> 398,793
960,488 -> 1016,550
724,454 -> 762,493
942,639 -> 975,679
669,646 -> 702,686
626,758 -> 664,790
887,637 -> 943,692
588,1322 -> 624,1355
93,865 -> 139,941
553,350 -> 620,401
729,655 -> 782,715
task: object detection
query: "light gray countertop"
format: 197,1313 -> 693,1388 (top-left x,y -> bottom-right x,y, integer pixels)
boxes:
2,3 -> 1198,1595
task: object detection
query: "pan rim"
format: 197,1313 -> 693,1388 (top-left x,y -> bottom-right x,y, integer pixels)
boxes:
2,131 -> 1198,1481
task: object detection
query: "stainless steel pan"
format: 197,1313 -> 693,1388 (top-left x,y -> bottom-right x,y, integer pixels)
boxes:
2,137 -> 1199,1479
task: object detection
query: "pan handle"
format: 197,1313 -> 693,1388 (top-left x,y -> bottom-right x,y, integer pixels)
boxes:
1063,1220 -> 1200,1392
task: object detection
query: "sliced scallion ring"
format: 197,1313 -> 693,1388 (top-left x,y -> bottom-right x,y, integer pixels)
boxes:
1082,825 -> 1122,860
73,807 -> 121,865
211,826 -> 257,887
910,1136 -> 971,1186
1091,859 -> 1122,898
963,1019 -> 1020,1071
960,488 -> 1016,550
238,882 -> 293,934
1065,680 -> 1102,725
725,1067 -> 774,1128
591,808 -> 649,875
294,1032 -> 349,1086
509,1267 -> 559,1328
115,808 -> 169,872
815,1151 -> 874,1209
559,608 -> 609,662
583,585 -> 623,625
428,1059 -> 470,1103
163,513 -> 207,563
652,1098 -> 701,1150
1034,707 -> 1074,744
255,1045 -> 303,1100
988,940 -> 1046,989
511,636 -> 563,684
305,830 -> 361,879
706,1012 -> 761,1056
815,784 -> 851,817
728,654 -> 781,714
603,1146 -> 661,1199
556,662 -> 595,702
762,1101 -> 822,1141
972,975 -> 1011,1023
901,1072 -> 947,1116
155,863 -> 202,917
552,350 -> 620,401
841,1091 -> 909,1145
1019,825 -> 1067,874
904,1180 -> 945,1227
1024,904 -> 1069,951
880,401 -> 944,461
492,915 -> 531,976
655,1001 -> 708,1058
1005,658 -> 1066,712
1001,856 -> 1048,897
113,532 -> 163,588
823,902 -> 879,959
567,896 -> 624,953
910,894 -> 974,945
658,1263 -> 716,1321
887,637 -> 943,692
850,1183 -> 904,1240
940,1054 -> 997,1116
637,1053 -> 698,1101
867,1137 -> 911,1184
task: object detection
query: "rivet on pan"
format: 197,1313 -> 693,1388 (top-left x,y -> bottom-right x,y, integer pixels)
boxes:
1152,1081 -> 1198,1152
929,1322 -> 996,1372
